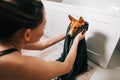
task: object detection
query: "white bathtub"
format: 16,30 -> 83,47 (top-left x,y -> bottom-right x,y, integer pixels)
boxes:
62,0 -> 120,11
43,0 -> 120,68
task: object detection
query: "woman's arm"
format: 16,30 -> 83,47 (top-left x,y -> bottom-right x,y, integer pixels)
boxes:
21,30 -> 86,80
23,33 -> 66,50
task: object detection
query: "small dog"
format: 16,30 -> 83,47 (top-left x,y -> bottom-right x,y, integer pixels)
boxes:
57,15 -> 88,80
68,15 -> 85,37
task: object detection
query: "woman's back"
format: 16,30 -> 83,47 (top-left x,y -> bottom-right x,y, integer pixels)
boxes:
0,50 -> 52,80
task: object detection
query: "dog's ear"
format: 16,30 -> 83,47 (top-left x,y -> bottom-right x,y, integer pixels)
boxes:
79,16 -> 85,25
68,15 -> 76,22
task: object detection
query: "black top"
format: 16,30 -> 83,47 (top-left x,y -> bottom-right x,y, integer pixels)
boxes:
0,48 -> 18,56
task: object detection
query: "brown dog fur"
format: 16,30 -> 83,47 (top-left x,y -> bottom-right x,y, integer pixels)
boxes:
68,15 -> 85,37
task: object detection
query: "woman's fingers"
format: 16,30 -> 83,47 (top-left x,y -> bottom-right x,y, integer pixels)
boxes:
81,29 -> 86,35
75,29 -> 87,41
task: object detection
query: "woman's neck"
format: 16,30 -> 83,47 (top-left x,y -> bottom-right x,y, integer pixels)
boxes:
0,42 -> 22,52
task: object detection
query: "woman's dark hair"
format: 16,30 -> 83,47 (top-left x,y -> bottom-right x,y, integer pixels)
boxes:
0,0 -> 44,41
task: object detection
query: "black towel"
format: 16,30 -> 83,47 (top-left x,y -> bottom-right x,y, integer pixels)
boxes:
56,21 -> 89,80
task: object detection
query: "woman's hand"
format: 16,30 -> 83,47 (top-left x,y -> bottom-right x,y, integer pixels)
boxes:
74,29 -> 86,42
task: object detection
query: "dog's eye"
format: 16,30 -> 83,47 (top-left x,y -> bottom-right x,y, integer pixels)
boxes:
74,26 -> 77,29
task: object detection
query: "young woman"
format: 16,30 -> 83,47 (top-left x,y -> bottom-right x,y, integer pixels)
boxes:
0,0 -> 86,80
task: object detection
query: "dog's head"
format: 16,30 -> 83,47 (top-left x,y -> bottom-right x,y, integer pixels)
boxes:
68,15 -> 85,37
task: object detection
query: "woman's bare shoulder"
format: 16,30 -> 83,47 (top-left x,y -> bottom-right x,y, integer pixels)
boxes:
0,52 -> 49,80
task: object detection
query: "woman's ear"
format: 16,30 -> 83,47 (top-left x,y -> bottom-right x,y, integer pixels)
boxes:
23,29 -> 31,42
